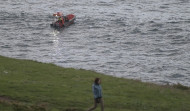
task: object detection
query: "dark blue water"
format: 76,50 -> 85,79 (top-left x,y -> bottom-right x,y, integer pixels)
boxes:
0,0 -> 190,86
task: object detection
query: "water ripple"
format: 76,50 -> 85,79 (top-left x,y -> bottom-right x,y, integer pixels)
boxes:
0,0 -> 190,86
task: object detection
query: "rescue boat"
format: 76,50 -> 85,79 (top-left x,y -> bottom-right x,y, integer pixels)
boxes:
50,12 -> 76,28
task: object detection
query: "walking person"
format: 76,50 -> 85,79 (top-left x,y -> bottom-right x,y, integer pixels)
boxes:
87,78 -> 104,111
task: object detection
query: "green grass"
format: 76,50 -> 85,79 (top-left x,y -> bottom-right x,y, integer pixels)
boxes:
0,55 -> 190,111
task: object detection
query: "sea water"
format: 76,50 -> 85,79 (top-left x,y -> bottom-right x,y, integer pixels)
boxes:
0,0 -> 190,86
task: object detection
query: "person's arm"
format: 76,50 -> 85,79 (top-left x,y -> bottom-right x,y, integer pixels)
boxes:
99,85 -> 102,98
92,85 -> 98,98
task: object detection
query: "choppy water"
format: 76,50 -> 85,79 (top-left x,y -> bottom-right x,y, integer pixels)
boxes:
0,0 -> 190,86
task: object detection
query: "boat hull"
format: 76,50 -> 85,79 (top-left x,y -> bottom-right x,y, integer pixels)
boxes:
50,14 -> 76,29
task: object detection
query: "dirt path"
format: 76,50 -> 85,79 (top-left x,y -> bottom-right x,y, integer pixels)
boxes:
0,95 -> 18,105
0,95 -> 48,111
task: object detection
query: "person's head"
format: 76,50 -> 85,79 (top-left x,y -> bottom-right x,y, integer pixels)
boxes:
94,78 -> 101,85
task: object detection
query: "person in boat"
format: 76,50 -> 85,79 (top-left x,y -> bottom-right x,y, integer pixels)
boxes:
58,17 -> 62,22
57,16 -> 64,27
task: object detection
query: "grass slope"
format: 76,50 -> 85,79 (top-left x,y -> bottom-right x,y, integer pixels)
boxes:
0,55 -> 190,111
